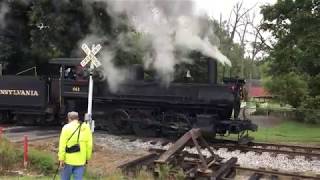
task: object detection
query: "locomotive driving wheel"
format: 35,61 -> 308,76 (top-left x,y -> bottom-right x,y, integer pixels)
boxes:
106,109 -> 132,134
94,115 -> 109,131
132,110 -> 159,137
161,112 -> 191,137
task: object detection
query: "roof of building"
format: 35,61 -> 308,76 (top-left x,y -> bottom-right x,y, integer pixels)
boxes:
245,79 -> 272,98
248,86 -> 272,98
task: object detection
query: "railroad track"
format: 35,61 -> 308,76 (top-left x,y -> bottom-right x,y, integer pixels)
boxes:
210,141 -> 320,159
119,129 -> 320,179
120,148 -> 320,179
122,136 -> 320,159
237,166 -> 320,180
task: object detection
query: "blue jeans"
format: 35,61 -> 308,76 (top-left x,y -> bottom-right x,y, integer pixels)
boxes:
61,164 -> 85,180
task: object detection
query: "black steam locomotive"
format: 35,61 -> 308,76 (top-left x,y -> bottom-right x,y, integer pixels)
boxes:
0,58 -> 257,140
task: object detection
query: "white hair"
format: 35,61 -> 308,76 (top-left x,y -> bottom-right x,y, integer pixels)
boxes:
67,111 -> 79,121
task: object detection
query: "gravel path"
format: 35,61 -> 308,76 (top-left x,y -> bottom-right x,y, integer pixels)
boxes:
95,132 -> 320,174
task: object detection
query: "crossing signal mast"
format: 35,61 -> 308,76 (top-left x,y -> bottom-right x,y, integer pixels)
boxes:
80,43 -> 102,132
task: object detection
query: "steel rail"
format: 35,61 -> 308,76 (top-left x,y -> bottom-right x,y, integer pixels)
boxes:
251,142 -> 320,152
210,143 -> 320,159
236,166 -> 320,180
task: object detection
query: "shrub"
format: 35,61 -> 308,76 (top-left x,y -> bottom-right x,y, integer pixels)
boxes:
297,96 -> 320,124
28,148 -> 56,175
263,72 -> 308,108
309,74 -> 320,96
0,138 -> 20,171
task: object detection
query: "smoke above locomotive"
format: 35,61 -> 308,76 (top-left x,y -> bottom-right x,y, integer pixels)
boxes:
0,2 -> 9,29
79,0 -> 231,92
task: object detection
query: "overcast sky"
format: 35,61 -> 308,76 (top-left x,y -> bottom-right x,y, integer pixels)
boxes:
194,0 -> 276,57
194,0 -> 276,21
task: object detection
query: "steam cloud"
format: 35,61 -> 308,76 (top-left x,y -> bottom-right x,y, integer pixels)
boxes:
82,0 -> 231,91
99,49 -> 129,93
0,2 -> 9,29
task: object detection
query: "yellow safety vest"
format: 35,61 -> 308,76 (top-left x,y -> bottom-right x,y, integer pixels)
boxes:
58,121 -> 93,166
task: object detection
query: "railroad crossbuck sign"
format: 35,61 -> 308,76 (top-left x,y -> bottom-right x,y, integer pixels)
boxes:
80,43 -> 102,68
80,43 -> 102,132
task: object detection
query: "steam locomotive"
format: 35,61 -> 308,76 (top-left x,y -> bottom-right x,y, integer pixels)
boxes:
0,58 -> 257,141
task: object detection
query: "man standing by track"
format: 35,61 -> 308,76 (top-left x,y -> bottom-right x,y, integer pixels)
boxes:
58,111 -> 93,180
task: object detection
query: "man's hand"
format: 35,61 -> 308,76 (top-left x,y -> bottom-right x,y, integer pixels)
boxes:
59,160 -> 65,169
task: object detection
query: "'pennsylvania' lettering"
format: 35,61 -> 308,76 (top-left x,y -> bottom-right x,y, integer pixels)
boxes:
0,89 -> 39,96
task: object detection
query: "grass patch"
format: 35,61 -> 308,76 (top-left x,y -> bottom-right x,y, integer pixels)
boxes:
155,164 -> 185,180
249,120 -> 320,143
83,168 -> 107,180
0,176 -> 53,180
0,137 -> 56,176
1,169 -> 155,180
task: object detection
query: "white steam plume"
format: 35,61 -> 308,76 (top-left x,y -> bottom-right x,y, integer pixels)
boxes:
174,17 -> 231,66
81,0 -> 232,90
99,49 -> 128,92
102,0 -> 231,84
0,2 -> 9,29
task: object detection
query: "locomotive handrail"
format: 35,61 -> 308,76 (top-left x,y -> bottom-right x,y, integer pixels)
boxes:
16,66 -> 38,77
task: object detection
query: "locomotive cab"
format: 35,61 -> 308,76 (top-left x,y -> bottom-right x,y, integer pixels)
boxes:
50,58 -> 92,119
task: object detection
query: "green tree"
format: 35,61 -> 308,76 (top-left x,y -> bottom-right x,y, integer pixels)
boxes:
1,0 -> 139,74
263,72 -> 308,107
298,95 -> 320,123
0,0 -> 93,74
214,20 -> 245,79
261,0 -> 320,108
261,0 -> 320,77
28,0 -> 91,73
0,0 -> 31,73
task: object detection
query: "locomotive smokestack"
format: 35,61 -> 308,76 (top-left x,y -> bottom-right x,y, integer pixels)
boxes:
208,59 -> 217,84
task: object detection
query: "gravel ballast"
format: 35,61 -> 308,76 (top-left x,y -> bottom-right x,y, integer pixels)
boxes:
94,132 -> 320,174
